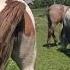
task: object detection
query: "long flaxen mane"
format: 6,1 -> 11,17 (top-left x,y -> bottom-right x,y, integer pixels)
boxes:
0,1 -> 25,67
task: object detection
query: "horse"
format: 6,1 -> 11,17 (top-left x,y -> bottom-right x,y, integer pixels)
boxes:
47,4 -> 70,47
60,7 -> 70,49
0,0 -> 36,70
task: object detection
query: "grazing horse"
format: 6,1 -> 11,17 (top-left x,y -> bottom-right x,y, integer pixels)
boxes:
0,0 -> 36,70
47,4 -> 69,47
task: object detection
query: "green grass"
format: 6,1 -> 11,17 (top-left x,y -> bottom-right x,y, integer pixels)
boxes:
6,58 -> 19,70
33,8 -> 70,70
6,8 -> 70,70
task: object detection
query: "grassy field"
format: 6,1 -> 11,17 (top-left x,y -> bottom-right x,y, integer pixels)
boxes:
6,8 -> 70,70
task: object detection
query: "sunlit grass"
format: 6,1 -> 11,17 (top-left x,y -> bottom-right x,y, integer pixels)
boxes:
34,9 -> 70,70
6,58 -> 19,70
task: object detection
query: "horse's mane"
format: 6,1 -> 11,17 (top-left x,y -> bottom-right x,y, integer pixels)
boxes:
0,1 -> 25,66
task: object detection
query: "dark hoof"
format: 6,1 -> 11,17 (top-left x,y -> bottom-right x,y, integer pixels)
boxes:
43,42 -> 57,48
43,44 -> 51,48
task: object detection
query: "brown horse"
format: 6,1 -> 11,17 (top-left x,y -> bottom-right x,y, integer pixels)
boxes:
0,0 -> 36,70
47,4 -> 69,47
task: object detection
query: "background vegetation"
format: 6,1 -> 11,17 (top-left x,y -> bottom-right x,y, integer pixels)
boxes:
32,0 -> 70,8
33,8 -> 70,70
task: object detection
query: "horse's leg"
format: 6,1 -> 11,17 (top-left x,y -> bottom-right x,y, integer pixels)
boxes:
47,27 -> 52,44
60,24 -> 68,49
47,16 -> 52,45
47,23 -> 57,46
51,23 -> 57,44
47,13 -> 57,45
52,30 -> 57,44
11,32 -> 36,70
21,34 -> 36,70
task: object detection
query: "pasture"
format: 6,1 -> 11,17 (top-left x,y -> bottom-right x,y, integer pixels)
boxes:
6,8 -> 70,70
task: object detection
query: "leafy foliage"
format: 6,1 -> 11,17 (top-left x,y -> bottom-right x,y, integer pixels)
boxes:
33,0 -> 70,8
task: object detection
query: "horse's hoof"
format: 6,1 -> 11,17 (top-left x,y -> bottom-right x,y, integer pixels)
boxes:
47,44 -> 51,48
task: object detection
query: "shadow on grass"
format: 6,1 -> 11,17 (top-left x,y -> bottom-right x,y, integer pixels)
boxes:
57,49 -> 70,57
43,40 -> 62,48
43,42 -> 70,57
43,43 -> 57,48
